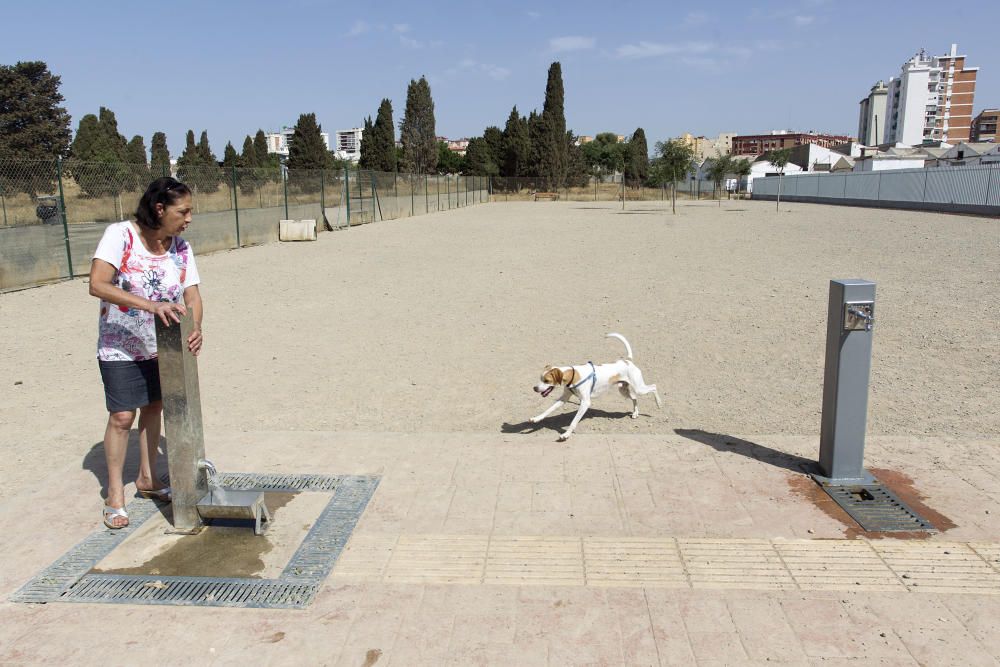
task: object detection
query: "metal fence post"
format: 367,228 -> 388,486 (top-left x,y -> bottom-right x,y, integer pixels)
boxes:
922,169 -> 929,203
876,171 -> 882,201
56,157 -> 74,278
282,166 -> 289,220
232,166 -> 241,248
410,173 -> 415,216
425,174 -> 429,213
320,169 -> 325,230
986,164 -> 995,206
1,178 -> 8,227
437,174 -> 441,211
344,167 -> 351,227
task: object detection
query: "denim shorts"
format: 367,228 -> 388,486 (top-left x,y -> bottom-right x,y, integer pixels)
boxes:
98,358 -> 162,413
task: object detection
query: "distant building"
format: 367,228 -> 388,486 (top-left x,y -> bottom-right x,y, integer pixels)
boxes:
732,131 -> 854,155
575,135 -> 594,146
265,126 -> 331,157
934,142 -> 1000,167
334,127 -> 364,162
858,81 -> 888,145
971,109 -> 998,143
678,132 -> 736,161
883,44 -> 978,146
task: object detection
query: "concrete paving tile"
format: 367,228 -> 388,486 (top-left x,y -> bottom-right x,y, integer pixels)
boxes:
449,483 -> 500,518
569,480 -> 621,515
496,481 -> 533,512
492,510 -> 576,535
686,630 -> 749,663
643,591 -> 698,666
728,597 -> 809,662
333,585 -> 423,667
940,595 -> 1000,657
604,588 -> 661,666
531,481 -> 573,512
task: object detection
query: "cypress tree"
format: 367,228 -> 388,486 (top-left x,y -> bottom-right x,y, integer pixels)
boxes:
625,127 -> 649,187
222,141 -> 238,172
464,137 -> 499,176
287,112 -> 331,171
253,129 -> 270,165
526,110 -> 546,178
539,62 -> 567,188
69,110 -> 128,196
98,107 -> 128,161
0,61 -> 71,193
238,135 -> 260,194
400,76 -> 437,174
483,126 -> 503,173
371,98 -> 396,172
358,116 -> 375,169
126,134 -> 149,190
195,130 -> 222,192
501,106 -> 530,178
150,132 -> 170,177
175,130 -> 201,187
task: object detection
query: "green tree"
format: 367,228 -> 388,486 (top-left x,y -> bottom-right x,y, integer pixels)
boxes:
400,76 -> 437,174
287,112 -> 331,170
370,98 -> 397,172
0,61 -> 71,194
150,132 -> 170,178
625,128 -> 649,187
651,138 -> 697,214
501,106 -> 530,178
222,141 -> 238,172
238,135 -> 262,194
565,132 -> 590,188
483,126 -> 504,169
175,130 -> 201,188
126,134 -> 149,191
526,111 -> 546,178
195,130 -> 222,192
582,132 -> 628,180
464,137 -> 499,176
538,62 -> 567,188
436,142 -> 464,174
765,148 -> 792,211
732,157 -> 752,197
703,153 -> 734,206
358,115 -> 375,169
68,108 -> 129,197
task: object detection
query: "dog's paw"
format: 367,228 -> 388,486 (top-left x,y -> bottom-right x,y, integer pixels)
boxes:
557,432 -> 571,441
529,417 -> 541,424
630,412 -> 639,419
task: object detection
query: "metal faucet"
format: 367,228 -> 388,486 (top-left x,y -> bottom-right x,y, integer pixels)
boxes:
847,306 -> 874,331
197,458 -> 217,480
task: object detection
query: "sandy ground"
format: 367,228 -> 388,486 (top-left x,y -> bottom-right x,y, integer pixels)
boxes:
0,199 -> 997,502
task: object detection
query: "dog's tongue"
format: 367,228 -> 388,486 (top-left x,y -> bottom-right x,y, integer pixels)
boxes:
541,386 -> 553,397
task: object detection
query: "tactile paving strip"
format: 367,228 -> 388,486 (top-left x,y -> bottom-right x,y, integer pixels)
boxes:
332,535 -> 1000,594
10,473 -> 378,608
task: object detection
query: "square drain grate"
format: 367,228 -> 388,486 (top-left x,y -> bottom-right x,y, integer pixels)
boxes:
822,484 -> 936,532
10,473 -> 378,609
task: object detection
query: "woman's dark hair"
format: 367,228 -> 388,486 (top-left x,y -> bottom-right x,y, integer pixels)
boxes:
134,177 -> 191,229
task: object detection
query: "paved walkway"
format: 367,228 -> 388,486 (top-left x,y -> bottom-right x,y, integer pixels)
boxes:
2,430 -> 998,665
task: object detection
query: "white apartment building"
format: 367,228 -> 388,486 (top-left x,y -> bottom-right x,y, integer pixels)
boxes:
334,127 -> 364,162
883,44 -> 978,146
265,126 -> 331,157
857,81 -> 888,145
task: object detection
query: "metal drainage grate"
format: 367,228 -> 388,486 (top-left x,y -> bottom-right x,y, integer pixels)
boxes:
822,484 -> 936,532
11,473 -> 379,608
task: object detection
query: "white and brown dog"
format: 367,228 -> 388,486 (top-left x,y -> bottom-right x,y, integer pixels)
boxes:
531,333 -> 662,440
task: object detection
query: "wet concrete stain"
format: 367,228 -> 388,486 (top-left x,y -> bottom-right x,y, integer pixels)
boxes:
92,492 -> 295,578
788,468 -> 956,539
361,649 -> 382,666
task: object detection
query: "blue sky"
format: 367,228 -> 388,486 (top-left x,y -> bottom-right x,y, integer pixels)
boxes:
3,0 -> 998,156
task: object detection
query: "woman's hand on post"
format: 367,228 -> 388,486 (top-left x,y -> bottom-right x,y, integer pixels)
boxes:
187,325 -> 203,356
149,301 -> 187,327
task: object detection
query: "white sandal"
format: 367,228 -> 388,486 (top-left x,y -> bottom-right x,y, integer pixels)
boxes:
103,504 -> 129,530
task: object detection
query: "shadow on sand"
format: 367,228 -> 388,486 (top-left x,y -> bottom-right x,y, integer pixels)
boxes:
502,408 -> 634,436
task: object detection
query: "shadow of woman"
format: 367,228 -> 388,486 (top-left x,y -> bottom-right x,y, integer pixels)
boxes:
673,428 -> 819,475
82,433 -> 171,501
502,408 -> 634,435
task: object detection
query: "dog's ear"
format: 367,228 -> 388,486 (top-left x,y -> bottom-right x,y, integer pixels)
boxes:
562,367 -> 577,386
543,368 -> 562,385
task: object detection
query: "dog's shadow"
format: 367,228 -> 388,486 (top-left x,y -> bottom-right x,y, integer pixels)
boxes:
502,408 -> 633,435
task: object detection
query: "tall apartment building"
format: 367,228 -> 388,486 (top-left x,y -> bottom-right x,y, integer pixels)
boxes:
732,131 -> 854,155
334,127 -> 364,162
883,44 -> 978,146
971,109 -> 998,143
858,81 -> 888,145
679,132 -> 736,160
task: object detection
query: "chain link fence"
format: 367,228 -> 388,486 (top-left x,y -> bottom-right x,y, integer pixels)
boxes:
489,176 -> 719,202
0,157 -> 492,291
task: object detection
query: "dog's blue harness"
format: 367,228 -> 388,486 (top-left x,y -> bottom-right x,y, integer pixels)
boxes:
569,362 -> 597,395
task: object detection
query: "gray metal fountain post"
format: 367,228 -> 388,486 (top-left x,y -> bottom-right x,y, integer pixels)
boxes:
155,312 -> 208,532
814,279 -> 877,485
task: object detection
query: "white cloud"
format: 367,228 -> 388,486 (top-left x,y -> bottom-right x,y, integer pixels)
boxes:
399,35 -> 422,49
348,20 -> 369,36
483,65 -> 511,81
452,59 -> 510,81
526,10 -> 540,19
615,40 -> 714,59
392,23 -> 410,33
793,15 -> 815,26
549,36 -> 595,53
683,11 -> 710,26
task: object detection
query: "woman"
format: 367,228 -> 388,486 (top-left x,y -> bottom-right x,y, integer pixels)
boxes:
89,177 -> 203,529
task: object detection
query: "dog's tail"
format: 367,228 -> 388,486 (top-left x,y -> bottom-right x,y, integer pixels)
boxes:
606,332 -> 633,360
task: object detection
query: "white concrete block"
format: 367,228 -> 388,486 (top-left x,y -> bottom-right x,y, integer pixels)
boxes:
278,219 -> 317,242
